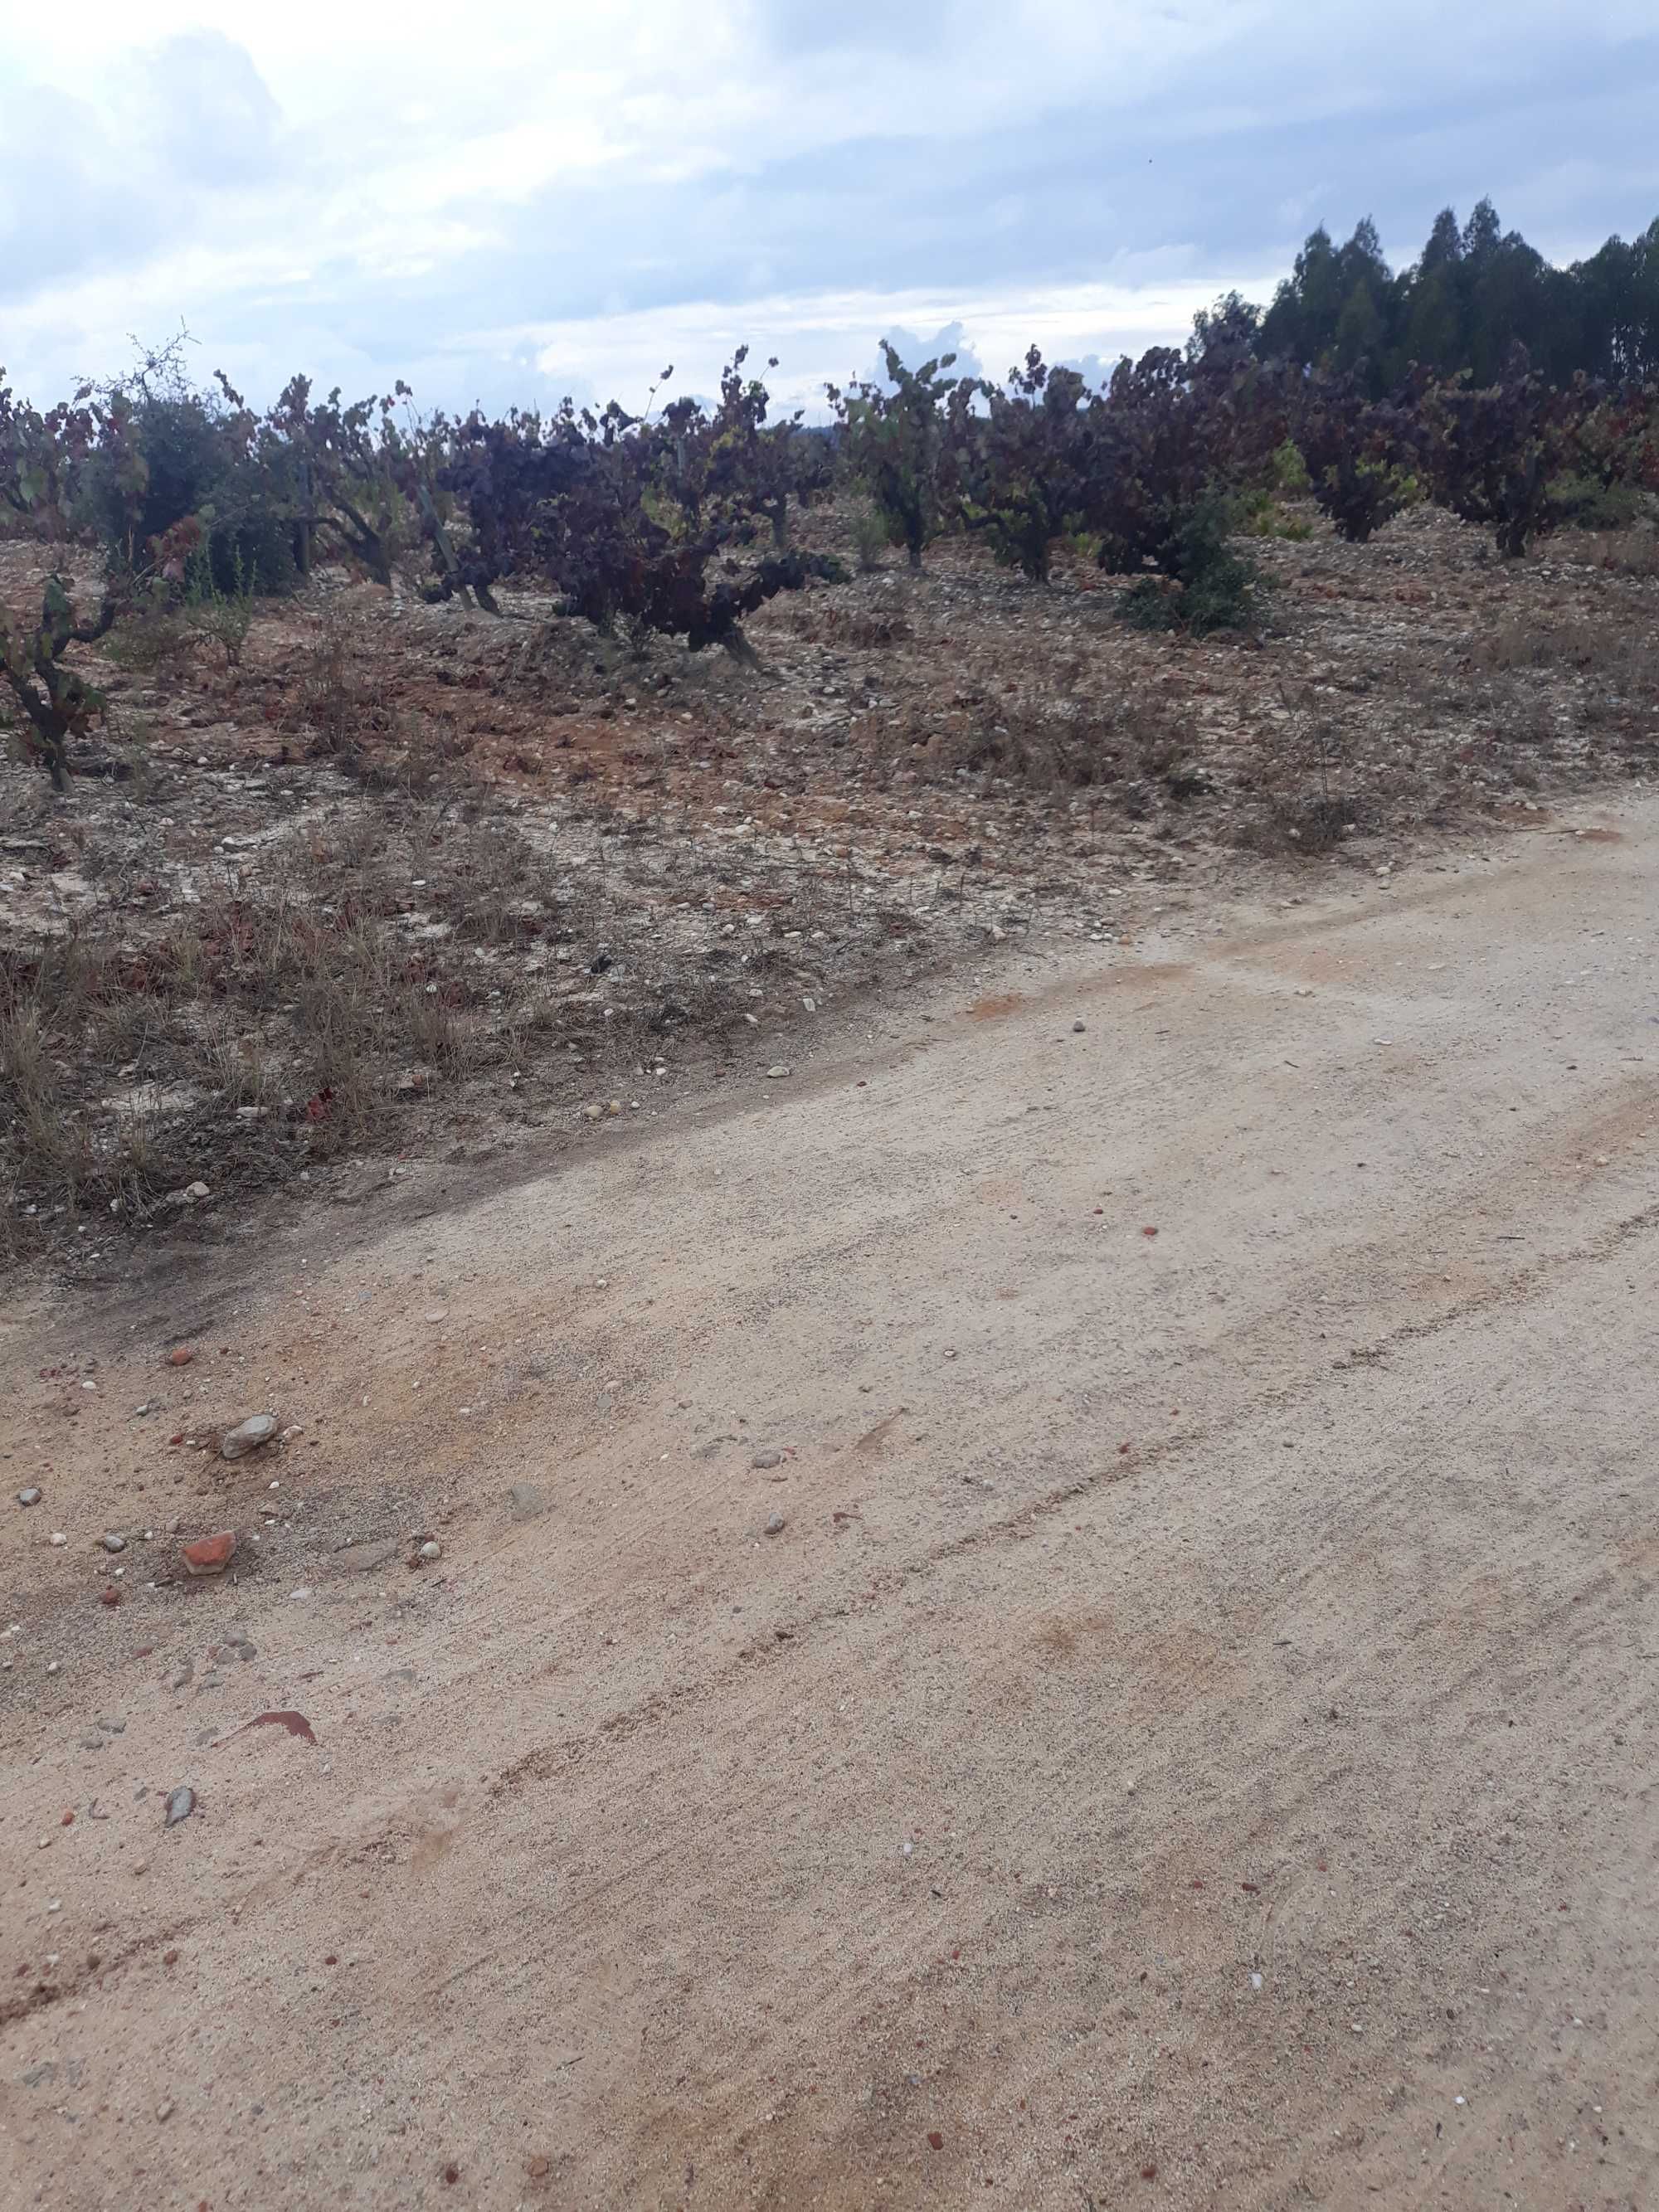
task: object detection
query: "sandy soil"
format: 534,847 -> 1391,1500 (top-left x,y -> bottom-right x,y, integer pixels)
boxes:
2,795 -> 1657,2210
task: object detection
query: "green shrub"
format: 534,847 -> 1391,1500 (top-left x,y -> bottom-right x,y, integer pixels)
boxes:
81,364 -> 297,596
1238,485 -> 1314,540
1271,440 -> 1311,493
1117,494 -> 1261,635
827,344 -> 961,572
184,544 -> 255,666
850,503 -> 889,572
1547,471 -> 1646,530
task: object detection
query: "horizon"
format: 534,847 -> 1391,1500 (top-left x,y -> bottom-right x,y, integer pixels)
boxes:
3,2 -> 1657,416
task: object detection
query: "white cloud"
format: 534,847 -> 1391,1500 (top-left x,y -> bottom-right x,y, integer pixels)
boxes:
1,1 -> 1653,409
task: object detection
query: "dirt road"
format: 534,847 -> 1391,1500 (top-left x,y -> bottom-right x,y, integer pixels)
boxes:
3,801 -> 1657,2210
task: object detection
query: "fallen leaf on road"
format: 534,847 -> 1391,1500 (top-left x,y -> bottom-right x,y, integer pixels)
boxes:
216,1709 -> 318,1748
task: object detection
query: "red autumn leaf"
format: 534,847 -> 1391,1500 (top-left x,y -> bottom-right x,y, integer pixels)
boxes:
216,1709 -> 318,1748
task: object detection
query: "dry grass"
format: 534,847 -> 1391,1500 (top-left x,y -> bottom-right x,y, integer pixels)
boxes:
1470,615 -> 1602,674
0,807 -> 664,1257
863,688 -> 1188,801
7,499 -> 1659,1268
1231,683 -> 1361,853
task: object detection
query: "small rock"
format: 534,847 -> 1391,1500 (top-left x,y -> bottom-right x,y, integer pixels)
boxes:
50,1531 -> 67,1547
168,1662 -> 196,1691
80,1733 -> 105,1752
327,1537 -> 401,1575
96,1715 -> 126,1734
416,1540 -> 441,1563
100,1534 -> 127,1554
167,1348 -> 195,1368
156,2099 -> 174,2122
221,1413 -> 279,1462
182,1531 -> 236,1577
163,1786 -> 196,1829
1073,1020 -> 1086,1033
508,1483 -> 551,1522
16,1487 -> 41,1507
765,1065 -> 791,1080
752,1449 -> 785,1471
764,1513 -> 786,1536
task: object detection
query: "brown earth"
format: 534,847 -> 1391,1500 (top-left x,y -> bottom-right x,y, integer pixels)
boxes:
4,498 -> 1657,1276
2,790 -> 1656,2208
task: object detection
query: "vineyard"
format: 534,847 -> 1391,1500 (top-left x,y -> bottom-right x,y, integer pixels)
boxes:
2,314 -> 1657,1262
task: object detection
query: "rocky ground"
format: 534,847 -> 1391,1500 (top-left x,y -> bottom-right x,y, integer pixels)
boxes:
2,498 -> 1657,1281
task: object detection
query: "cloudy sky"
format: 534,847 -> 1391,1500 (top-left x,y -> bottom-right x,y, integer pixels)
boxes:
2,1 -> 1656,416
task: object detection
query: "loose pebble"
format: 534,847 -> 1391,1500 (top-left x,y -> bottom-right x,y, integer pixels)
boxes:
752,1448 -> 784,1471
221,1413 -> 280,1462
163,1786 -> 196,1829
765,1065 -> 791,1079
764,1513 -> 786,1536
50,1532 -> 67,1547
100,1534 -> 127,1554
16,1487 -> 41,1507
417,1540 -> 442,1563
182,1532 -> 236,1577
327,1537 -> 401,1575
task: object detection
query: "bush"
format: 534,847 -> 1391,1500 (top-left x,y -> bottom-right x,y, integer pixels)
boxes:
827,343 -> 961,572
85,379 -> 296,596
1271,440 -> 1311,493
183,544 -> 255,666
850,503 -> 889,572
1117,494 -> 1261,635
1293,372 -> 1424,542
1547,471 -> 1647,530
1238,485 -> 1314,539
946,350 -> 1096,582
1418,348 -> 1597,557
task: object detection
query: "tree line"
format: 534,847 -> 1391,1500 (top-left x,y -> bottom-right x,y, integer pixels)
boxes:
1212,201 -> 1659,392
